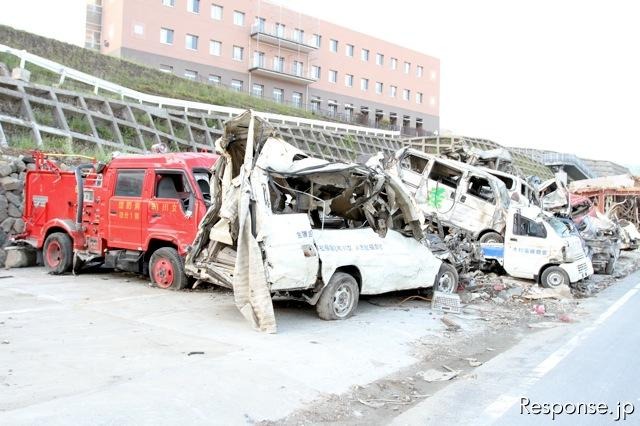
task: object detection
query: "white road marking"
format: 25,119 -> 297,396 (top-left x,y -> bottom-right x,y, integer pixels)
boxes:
482,282 -> 640,421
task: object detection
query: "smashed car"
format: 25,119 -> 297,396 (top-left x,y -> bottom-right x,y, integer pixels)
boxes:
185,111 -> 458,332
387,147 -> 510,243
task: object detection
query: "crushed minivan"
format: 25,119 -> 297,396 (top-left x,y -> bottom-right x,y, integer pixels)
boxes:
185,111 -> 458,332
386,148 -> 510,243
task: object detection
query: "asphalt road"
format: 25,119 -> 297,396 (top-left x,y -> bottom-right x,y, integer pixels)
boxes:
393,270 -> 640,425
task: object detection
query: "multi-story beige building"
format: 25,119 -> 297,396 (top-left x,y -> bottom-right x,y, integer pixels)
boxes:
97,0 -> 440,134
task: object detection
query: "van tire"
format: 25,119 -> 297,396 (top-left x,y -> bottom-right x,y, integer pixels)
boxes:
149,247 -> 187,290
478,232 -> 503,244
540,266 -> 569,288
434,262 -> 459,293
316,272 -> 359,320
604,257 -> 615,275
43,232 -> 73,274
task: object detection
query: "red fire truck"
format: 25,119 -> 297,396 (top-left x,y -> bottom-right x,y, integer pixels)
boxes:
17,151 -> 218,289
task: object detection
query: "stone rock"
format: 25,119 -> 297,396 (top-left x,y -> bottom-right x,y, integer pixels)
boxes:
5,191 -> 21,207
12,218 -> 25,234
13,160 -> 26,173
0,207 -> 7,223
26,163 -> 36,171
0,162 -> 12,177
1,218 -> 15,233
4,247 -> 37,268
8,204 -> 21,218
0,177 -> 21,191
0,249 -> 6,268
504,287 -> 524,298
0,197 -> 7,210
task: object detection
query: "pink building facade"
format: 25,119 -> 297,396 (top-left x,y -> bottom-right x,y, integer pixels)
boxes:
101,0 -> 440,133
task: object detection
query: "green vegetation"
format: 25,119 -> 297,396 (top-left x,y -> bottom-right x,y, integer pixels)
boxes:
0,25 -> 319,120
95,124 -> 114,141
31,105 -> 56,127
342,135 -> 356,150
67,115 -> 92,135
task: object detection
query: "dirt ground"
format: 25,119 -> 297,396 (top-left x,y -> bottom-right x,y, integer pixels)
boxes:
263,250 -> 640,425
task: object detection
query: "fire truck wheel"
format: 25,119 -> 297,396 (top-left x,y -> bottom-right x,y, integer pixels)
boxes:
149,247 -> 187,290
43,232 -> 73,274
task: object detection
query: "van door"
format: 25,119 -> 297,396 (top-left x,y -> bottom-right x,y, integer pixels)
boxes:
503,212 -> 549,278
146,170 -> 195,254
261,213 -> 319,291
108,169 -> 145,249
415,160 -> 462,222
450,173 -> 498,235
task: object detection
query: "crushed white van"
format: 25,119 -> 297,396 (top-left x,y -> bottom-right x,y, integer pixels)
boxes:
185,112 -> 458,332
387,148 -> 511,243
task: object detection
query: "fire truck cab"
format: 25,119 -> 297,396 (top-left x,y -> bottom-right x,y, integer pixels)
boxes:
18,152 -> 218,289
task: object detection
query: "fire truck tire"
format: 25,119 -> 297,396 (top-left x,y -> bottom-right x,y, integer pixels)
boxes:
149,247 -> 187,290
43,232 -> 73,274
316,272 -> 359,321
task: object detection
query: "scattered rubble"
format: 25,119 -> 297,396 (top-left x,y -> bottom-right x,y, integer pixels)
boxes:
0,153 -> 31,267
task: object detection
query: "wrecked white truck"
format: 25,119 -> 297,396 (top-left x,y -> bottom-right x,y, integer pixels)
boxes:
185,111 -> 458,332
481,207 -> 594,287
387,148 -> 510,243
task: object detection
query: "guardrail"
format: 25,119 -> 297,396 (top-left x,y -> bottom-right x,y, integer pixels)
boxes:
0,43 -> 400,137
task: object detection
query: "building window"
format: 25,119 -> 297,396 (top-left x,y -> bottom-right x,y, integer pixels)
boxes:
376,53 -> 384,66
361,48 -> 369,61
273,88 -> 284,103
345,74 -> 353,87
390,85 -> 397,98
311,65 -> 321,79
273,56 -> 284,72
403,89 -> 410,100
328,101 -> 337,116
187,0 -> 200,13
252,83 -> 264,97
312,33 -> 321,47
417,65 -> 423,77
404,61 -> 411,74
160,27 -> 174,45
360,78 -> 369,91
184,69 -> 198,80
233,10 -> 245,26
276,23 -> 285,37
391,57 -> 397,70
329,69 -> 337,83
232,45 -> 244,60
254,17 -> 266,32
293,60 -> 303,76
231,79 -> 243,92
162,0 -> 175,7
416,92 -> 423,104
211,4 -> 222,20
345,104 -> 354,121
345,44 -> 354,57
209,40 -> 221,56
375,81 -> 383,94
253,51 -> 265,67
310,97 -> 321,112
133,24 -> 144,35
292,92 -> 303,108
293,28 -> 304,43
208,74 -> 221,85
159,64 -> 173,74
330,39 -> 338,53
185,34 -> 198,50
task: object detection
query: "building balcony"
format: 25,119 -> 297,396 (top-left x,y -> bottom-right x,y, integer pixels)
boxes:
249,62 -> 317,85
250,24 -> 318,53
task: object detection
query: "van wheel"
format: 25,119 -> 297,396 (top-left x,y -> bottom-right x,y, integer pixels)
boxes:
434,262 -> 459,293
149,247 -> 187,290
43,232 -> 73,274
604,257 -> 615,275
316,272 -> 359,320
540,266 -> 569,288
478,232 -> 503,244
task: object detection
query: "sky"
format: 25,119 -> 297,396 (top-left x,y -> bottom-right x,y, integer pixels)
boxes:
274,0 -> 639,166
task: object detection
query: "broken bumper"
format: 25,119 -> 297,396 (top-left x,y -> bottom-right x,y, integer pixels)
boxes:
560,257 -> 594,282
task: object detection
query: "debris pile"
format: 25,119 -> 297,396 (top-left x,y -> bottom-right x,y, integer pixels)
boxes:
0,154 -> 30,267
